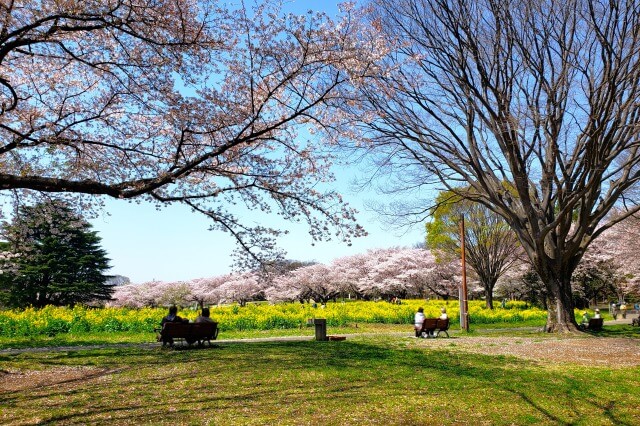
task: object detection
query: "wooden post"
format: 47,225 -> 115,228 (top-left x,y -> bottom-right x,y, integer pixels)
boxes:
460,215 -> 469,330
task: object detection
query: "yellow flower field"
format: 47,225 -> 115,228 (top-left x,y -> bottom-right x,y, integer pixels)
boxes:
0,300 -> 551,337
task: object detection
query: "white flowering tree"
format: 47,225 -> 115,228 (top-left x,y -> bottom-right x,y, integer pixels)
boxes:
189,275 -> 229,308
577,213 -> 640,303
0,0 -> 375,266
268,263 -> 340,304
216,273 -> 265,306
110,281 -> 169,308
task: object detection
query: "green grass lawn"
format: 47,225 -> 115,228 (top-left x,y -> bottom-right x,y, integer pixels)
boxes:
0,321 -> 552,351
1,329 -> 639,425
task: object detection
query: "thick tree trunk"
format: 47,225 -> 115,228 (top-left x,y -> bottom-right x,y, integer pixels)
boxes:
544,278 -> 580,333
485,289 -> 494,310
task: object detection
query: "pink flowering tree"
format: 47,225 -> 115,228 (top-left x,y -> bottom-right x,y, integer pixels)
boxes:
110,281 -> 169,308
329,252 -> 373,299
0,1 -> 375,266
268,263 -> 340,304
345,248 -> 427,299
155,281 -> 193,307
189,275 -> 230,308
496,265 -> 548,309
577,213 -> 640,303
216,273 -> 265,306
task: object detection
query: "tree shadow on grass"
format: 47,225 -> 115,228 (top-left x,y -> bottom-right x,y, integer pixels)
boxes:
589,325 -> 639,338
0,339 -> 635,425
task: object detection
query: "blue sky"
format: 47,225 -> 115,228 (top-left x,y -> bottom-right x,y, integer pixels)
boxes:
91,166 -> 427,283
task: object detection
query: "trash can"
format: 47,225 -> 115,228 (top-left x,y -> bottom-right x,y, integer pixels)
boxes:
313,318 -> 327,341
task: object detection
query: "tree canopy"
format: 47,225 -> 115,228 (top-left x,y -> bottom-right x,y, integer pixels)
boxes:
0,201 -> 113,308
426,191 -> 521,309
349,0 -> 640,332
0,0 -> 376,266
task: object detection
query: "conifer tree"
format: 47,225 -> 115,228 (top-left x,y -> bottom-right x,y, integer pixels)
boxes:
0,201 -> 112,308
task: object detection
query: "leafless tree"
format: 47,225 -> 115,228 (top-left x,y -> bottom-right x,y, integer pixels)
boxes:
356,0 -> 640,331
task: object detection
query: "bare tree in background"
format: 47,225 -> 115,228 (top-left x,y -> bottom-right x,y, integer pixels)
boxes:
355,0 -> 640,331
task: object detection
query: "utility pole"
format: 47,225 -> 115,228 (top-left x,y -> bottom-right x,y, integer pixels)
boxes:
459,215 -> 469,330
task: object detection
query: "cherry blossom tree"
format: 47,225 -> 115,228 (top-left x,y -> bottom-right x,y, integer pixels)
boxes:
352,0 -> 640,332
216,272 -> 265,306
328,251 -> 372,298
578,212 -> 640,303
155,281 -> 192,307
496,265 -> 548,308
0,0 -> 375,266
110,280 -> 168,308
189,275 -> 229,308
348,248 -> 432,299
268,263 -> 339,304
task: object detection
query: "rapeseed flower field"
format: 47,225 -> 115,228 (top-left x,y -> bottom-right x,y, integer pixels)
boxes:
0,300 -> 553,337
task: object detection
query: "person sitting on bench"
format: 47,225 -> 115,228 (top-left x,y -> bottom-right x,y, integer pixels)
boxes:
161,305 -> 188,326
414,307 -> 426,337
195,307 -> 215,324
439,307 -> 448,320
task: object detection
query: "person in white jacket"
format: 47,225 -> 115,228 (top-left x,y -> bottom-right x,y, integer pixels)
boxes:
414,307 -> 426,337
439,307 -> 448,320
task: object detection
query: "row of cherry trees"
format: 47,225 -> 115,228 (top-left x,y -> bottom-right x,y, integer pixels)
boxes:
111,222 -> 640,308
110,248 -> 465,308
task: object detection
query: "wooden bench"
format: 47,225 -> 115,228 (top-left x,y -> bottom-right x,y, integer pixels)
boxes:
156,322 -> 219,347
580,318 -> 603,331
417,318 -> 450,338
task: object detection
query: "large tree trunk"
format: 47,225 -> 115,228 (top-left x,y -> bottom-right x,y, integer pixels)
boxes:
485,288 -> 494,310
544,277 -> 580,333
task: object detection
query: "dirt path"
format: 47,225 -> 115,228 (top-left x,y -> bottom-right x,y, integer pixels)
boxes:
417,335 -> 640,367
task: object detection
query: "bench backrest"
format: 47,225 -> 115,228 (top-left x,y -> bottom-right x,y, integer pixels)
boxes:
588,318 -> 603,329
162,322 -> 218,339
436,318 -> 449,331
420,318 -> 439,332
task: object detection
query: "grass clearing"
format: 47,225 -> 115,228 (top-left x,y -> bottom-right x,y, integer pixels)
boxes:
2,321 -> 637,350
1,330 -> 639,425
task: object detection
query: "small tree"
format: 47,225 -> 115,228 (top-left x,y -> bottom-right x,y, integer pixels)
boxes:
0,201 -> 113,307
426,191 -> 522,309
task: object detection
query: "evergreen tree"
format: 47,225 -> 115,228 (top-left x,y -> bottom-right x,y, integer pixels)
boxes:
0,201 -> 113,308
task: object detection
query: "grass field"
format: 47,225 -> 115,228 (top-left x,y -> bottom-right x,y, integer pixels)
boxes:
1,326 -> 639,425
0,321 -> 551,351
